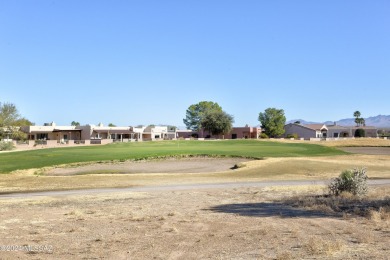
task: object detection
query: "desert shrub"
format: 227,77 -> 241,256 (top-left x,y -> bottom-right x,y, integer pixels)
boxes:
259,133 -> 269,139
354,128 -> 365,138
286,133 -> 299,139
328,168 -> 368,196
0,141 -> 14,151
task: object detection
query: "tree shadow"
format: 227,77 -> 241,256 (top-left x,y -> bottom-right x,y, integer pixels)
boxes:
208,194 -> 390,219
208,202 -> 338,218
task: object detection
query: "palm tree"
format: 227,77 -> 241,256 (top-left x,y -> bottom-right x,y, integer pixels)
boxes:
354,111 -> 361,126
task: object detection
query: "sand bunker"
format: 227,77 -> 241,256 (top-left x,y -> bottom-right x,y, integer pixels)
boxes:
44,157 -> 250,176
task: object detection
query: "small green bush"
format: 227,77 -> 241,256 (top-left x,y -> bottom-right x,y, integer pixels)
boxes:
328,167 -> 368,196
286,133 -> 299,139
0,141 -> 15,151
259,133 -> 269,139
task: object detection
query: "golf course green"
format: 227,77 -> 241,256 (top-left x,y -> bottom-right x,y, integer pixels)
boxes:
0,140 -> 347,173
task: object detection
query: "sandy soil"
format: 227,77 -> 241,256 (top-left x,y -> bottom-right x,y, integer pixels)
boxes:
43,158 -> 249,176
0,185 -> 388,259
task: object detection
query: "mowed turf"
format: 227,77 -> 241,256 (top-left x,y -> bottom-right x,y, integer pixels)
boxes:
0,140 -> 346,173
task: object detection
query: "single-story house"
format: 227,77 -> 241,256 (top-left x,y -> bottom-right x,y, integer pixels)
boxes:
284,123 -> 378,139
177,126 -> 261,139
284,123 -> 328,139
21,123 -> 82,143
20,122 -> 178,145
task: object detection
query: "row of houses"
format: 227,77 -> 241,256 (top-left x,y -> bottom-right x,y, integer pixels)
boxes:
11,121 -> 381,148
176,126 -> 261,139
20,122 -> 177,145
18,122 -> 262,147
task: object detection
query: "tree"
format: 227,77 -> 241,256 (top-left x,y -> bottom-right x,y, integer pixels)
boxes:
0,102 -> 32,140
71,121 -> 80,126
183,101 -> 222,131
0,102 -> 20,127
200,110 -> 234,137
354,128 -> 366,138
108,123 -> 116,127
353,111 -> 364,127
258,108 -> 286,138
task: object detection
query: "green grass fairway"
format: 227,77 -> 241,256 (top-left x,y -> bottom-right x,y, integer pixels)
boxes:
0,140 -> 347,173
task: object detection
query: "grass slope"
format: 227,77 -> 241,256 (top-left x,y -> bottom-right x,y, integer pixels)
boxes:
0,140 -> 346,173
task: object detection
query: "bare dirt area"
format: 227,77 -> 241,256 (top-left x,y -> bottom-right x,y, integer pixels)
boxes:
339,147 -> 390,155
0,184 -> 389,259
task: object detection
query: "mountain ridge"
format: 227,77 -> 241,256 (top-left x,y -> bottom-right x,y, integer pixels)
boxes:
288,115 -> 390,128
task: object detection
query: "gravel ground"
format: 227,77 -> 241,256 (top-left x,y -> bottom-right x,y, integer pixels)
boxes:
0,185 -> 389,259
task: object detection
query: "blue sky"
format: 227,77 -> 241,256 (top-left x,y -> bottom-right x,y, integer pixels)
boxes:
1,1 -> 389,127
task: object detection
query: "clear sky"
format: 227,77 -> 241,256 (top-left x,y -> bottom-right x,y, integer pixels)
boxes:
1,1 -> 389,127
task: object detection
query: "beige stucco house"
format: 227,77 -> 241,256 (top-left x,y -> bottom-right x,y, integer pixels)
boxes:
20,122 -> 177,146
284,123 -> 328,139
284,123 -> 378,139
177,126 -> 261,139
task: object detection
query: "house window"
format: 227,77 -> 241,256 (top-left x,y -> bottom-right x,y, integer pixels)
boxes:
37,133 -> 48,140
63,134 -> 68,140
334,133 -> 339,138
155,135 -> 160,139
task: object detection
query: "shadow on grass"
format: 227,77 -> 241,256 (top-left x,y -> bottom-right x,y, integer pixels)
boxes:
208,202 -> 338,218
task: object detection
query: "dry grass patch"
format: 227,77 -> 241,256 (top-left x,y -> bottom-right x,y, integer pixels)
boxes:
282,186 -> 390,221
320,138 -> 390,147
0,185 -> 389,259
303,235 -> 344,256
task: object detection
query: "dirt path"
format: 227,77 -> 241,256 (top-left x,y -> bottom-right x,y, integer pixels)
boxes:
2,179 -> 389,199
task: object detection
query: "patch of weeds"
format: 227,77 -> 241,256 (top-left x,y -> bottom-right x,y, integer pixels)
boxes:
275,251 -> 293,260
304,236 -> 343,256
354,229 -> 374,244
367,206 -> 390,221
282,188 -> 390,220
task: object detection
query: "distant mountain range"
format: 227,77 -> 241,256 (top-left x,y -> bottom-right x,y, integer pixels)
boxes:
288,115 -> 390,128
